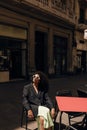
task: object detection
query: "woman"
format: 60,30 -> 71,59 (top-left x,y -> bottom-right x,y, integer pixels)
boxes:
23,71 -> 55,130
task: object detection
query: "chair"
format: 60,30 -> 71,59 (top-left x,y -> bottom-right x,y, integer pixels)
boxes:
77,89 -> 87,97
77,89 -> 87,127
55,90 -> 85,130
21,106 -> 37,130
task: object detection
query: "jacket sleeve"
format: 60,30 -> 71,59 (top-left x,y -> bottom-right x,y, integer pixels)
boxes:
22,84 -> 31,110
44,92 -> 54,110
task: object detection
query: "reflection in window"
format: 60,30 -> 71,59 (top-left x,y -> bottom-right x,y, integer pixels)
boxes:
0,50 -> 9,71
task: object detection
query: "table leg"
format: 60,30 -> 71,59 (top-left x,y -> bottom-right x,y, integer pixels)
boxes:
59,111 -> 63,130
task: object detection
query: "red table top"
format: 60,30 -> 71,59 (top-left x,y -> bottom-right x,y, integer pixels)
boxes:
56,96 -> 87,112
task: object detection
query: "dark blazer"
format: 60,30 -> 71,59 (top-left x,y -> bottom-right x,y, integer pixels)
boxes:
22,83 -> 54,117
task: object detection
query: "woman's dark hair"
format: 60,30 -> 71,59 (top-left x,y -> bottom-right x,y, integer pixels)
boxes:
33,71 -> 49,92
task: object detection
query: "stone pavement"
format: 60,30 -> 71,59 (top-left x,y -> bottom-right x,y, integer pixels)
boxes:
0,74 -> 87,130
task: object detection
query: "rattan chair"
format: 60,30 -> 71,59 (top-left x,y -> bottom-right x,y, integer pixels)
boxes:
77,89 -> 87,128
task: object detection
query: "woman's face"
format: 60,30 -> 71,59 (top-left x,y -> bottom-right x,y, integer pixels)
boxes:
32,74 -> 40,83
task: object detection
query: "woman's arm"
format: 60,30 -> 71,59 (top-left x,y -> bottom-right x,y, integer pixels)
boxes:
22,84 -> 31,110
44,92 -> 55,118
22,84 -> 34,118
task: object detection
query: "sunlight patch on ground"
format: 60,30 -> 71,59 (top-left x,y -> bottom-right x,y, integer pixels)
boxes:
13,121 -> 37,130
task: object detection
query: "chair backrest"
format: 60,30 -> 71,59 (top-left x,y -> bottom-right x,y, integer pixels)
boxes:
77,89 -> 87,97
56,90 -> 72,96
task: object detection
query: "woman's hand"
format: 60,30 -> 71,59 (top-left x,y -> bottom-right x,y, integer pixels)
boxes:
28,109 -> 34,119
51,108 -> 55,119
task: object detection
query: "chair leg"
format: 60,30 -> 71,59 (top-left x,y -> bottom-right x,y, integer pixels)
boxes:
68,115 -> 71,126
25,111 -> 28,130
21,107 -> 28,130
82,113 -> 87,127
66,115 -> 78,130
59,111 -> 63,130
69,125 -> 77,130
21,107 -> 24,127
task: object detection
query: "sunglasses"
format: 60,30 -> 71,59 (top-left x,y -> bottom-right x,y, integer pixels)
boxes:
32,74 -> 40,79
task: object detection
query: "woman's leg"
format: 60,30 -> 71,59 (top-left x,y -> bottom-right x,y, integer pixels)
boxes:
38,116 -> 52,130
39,116 -> 46,130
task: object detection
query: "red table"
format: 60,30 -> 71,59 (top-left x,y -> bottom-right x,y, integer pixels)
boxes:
56,96 -> 87,112
56,96 -> 87,130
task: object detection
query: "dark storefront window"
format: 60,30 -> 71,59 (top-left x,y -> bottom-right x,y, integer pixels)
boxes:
0,37 -> 27,79
53,35 -> 67,75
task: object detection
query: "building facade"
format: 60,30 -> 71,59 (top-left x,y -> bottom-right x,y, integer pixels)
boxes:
0,0 -> 86,82
74,0 -> 87,74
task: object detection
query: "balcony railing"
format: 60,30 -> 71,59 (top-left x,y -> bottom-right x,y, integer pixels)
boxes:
14,0 -> 75,23
36,0 -> 49,6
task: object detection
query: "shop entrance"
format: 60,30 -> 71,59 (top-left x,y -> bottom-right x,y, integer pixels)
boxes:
53,36 -> 67,75
35,31 -> 48,72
